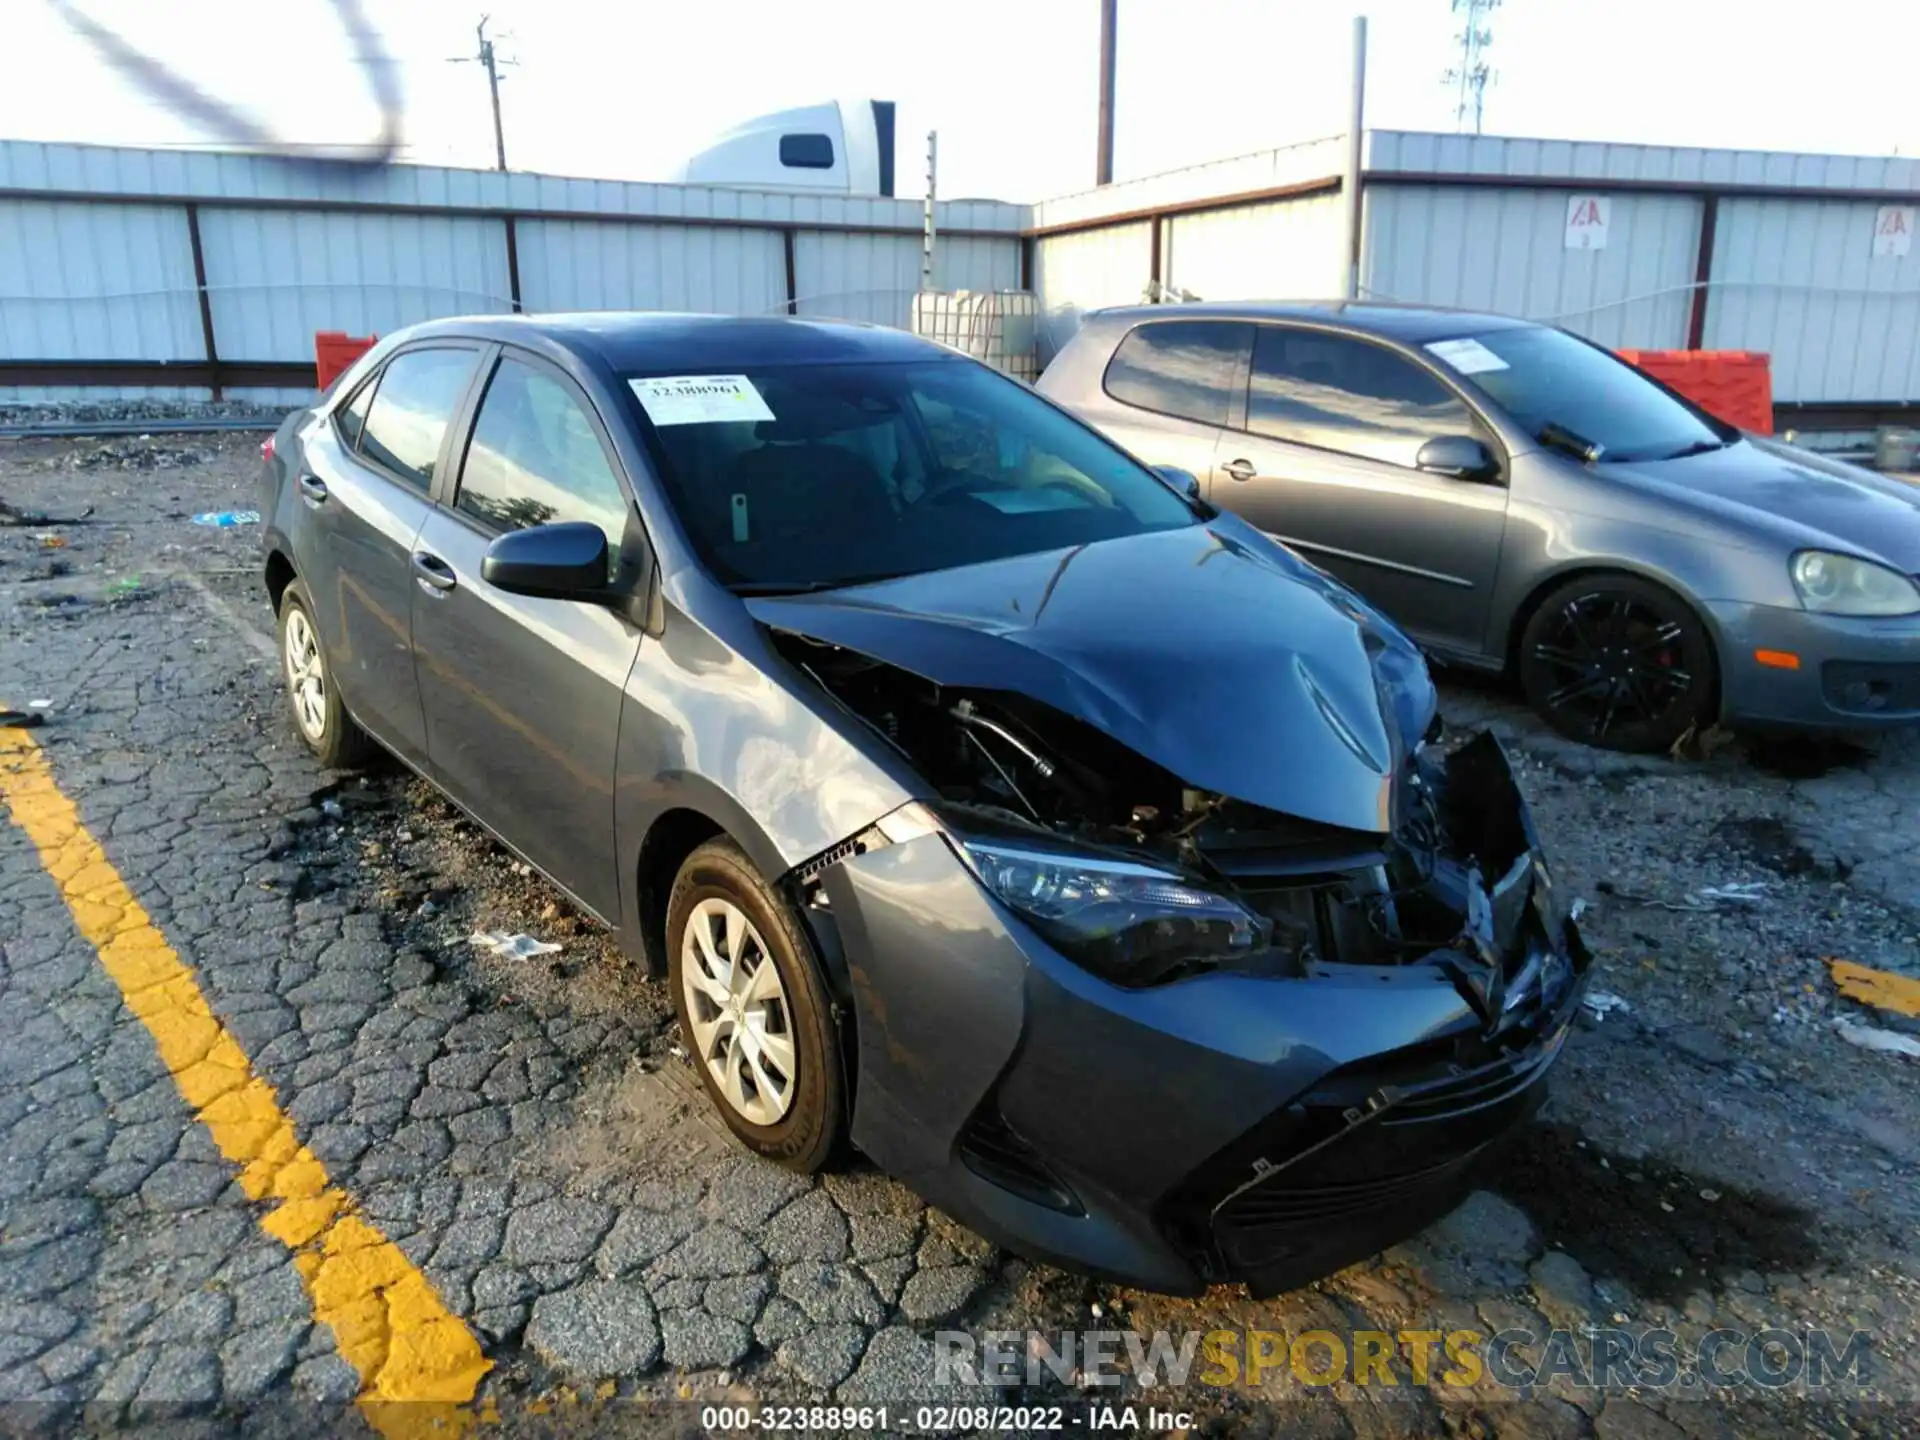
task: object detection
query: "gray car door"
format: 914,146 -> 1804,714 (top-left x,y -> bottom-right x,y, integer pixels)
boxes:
408,348 -> 644,923
1214,324 -> 1509,658
1082,318 -> 1251,492
295,344 -> 482,769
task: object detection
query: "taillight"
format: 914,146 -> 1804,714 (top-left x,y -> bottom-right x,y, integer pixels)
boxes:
261,435 -> 276,463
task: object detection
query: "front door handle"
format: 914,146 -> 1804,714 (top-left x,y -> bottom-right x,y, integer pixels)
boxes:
411,552 -> 457,594
297,474 -> 329,504
1221,457 -> 1258,483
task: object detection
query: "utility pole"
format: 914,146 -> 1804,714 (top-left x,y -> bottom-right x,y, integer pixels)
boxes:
921,131 -> 939,292
451,15 -> 513,170
1095,0 -> 1117,185
1340,16 -> 1368,300
1443,0 -> 1498,135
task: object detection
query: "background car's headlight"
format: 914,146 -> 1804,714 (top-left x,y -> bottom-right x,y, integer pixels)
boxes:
1790,551 -> 1920,616
947,833 -> 1270,986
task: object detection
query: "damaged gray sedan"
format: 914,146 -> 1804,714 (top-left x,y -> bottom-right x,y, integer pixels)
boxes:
260,313 -> 1589,1296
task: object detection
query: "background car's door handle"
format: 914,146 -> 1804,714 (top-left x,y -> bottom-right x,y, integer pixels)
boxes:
1221,458 -> 1258,482
411,552 -> 457,594
297,474 -> 329,504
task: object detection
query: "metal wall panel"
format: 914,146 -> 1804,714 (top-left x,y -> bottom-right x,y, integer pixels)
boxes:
1166,193 -> 1345,303
1032,222 -> 1152,361
1704,198 -> 1920,403
793,231 -> 920,326
518,219 -> 786,316
1033,137 -> 1345,232
0,199 -> 203,360
790,232 -> 1019,329
198,208 -> 511,361
1363,184 -> 1701,349
1366,130 -> 1920,192
0,139 -> 1027,233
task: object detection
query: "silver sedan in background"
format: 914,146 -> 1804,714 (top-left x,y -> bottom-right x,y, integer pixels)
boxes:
1038,302 -> 1920,752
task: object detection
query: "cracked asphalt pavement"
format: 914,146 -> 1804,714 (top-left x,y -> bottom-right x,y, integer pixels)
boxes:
1,432 -> 1916,1435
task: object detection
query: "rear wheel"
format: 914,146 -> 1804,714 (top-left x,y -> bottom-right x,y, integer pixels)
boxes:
667,838 -> 844,1172
1518,574 -> 1715,753
277,579 -> 374,769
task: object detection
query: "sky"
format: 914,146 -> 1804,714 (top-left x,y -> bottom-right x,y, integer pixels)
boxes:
5,0 -> 1920,201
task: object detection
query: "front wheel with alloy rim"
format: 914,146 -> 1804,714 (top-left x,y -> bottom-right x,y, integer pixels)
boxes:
1517,574 -> 1716,753
277,579 -> 374,769
667,837 -> 845,1172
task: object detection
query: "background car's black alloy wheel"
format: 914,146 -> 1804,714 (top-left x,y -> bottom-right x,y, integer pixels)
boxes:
1519,576 -> 1714,753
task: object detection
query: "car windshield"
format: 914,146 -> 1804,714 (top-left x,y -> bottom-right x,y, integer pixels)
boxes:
1429,325 -> 1731,464
629,359 -> 1198,591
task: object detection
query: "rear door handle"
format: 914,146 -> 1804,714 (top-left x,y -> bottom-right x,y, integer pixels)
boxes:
1221,458 -> 1258,483
411,551 -> 457,594
297,473 -> 329,504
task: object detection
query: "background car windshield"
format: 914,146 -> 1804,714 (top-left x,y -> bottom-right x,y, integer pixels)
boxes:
633,360 -> 1197,589
1440,326 -> 1728,463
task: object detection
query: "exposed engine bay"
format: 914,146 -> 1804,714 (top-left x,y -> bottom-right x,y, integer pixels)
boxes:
777,629 -> 1571,1007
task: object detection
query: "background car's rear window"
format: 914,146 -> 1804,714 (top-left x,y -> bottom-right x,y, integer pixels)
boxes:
1102,321 -> 1250,427
358,348 -> 478,489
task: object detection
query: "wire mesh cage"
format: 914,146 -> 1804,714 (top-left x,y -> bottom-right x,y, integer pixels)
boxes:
909,290 -> 1040,383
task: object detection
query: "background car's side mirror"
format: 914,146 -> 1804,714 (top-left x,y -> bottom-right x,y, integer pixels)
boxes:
481,521 -> 612,602
1416,435 -> 1499,480
1151,464 -> 1203,501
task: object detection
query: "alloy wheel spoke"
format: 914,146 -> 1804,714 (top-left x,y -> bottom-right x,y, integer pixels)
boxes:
752,1026 -> 796,1079
723,1037 -> 751,1111
741,955 -> 784,1006
689,1008 -> 730,1062
1531,643 -> 1588,670
1593,678 -> 1624,737
1546,673 -> 1611,708
741,1038 -> 785,1111
692,912 -> 733,998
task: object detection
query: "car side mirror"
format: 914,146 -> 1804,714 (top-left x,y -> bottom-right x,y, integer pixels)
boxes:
1151,464 -> 1203,501
1416,435 -> 1499,480
481,521 -> 613,602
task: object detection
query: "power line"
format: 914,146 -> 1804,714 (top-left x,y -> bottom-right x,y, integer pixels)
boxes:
449,14 -> 515,171
1443,0 -> 1500,135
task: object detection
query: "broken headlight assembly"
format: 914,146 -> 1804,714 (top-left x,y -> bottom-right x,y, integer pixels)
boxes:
944,826 -> 1271,987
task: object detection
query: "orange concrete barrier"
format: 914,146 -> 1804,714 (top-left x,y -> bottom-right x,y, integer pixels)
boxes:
1615,349 -> 1773,434
315,331 -> 378,391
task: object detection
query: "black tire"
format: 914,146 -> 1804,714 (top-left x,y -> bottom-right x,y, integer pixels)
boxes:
276,579 -> 375,769
1518,573 -> 1716,753
667,838 -> 845,1172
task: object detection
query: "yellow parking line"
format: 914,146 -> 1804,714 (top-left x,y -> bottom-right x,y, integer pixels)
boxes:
0,725 -> 490,1434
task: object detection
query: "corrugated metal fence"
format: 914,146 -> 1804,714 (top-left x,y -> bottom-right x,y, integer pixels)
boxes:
9,132 -> 1920,421
0,140 -> 1027,403
1032,131 -> 1920,422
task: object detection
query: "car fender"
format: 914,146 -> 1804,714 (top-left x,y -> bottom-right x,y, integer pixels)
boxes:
1493,483 -> 1796,664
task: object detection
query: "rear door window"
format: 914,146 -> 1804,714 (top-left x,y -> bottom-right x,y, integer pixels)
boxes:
358,347 -> 480,489
455,354 -> 631,567
334,374 -> 377,451
1102,320 -> 1250,427
1247,326 -> 1475,467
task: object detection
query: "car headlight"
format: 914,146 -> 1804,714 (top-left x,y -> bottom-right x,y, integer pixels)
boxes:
945,831 -> 1270,986
1790,550 -> 1920,617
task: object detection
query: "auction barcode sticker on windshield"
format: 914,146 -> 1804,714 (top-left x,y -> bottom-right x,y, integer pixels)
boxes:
629,375 -> 775,426
1424,338 -> 1510,375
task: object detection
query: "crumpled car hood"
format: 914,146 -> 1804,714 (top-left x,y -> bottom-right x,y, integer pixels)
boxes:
747,523 -> 1436,834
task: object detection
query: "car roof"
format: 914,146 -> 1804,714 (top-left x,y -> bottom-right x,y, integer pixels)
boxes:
1087,300 -> 1539,344
397,311 -> 951,372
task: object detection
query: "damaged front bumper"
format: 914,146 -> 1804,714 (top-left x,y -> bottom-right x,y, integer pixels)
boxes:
812,732 -> 1590,1297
